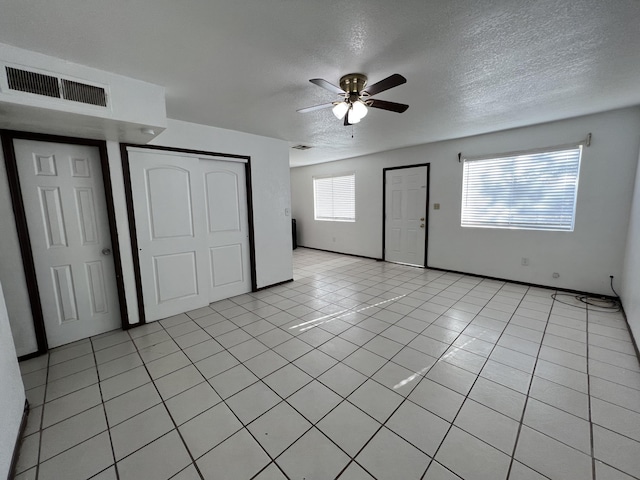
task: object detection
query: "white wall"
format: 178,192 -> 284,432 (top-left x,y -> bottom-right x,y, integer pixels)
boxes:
1,118 -> 293,353
292,108 -> 640,295
621,148 -> 640,344
0,281 -> 26,479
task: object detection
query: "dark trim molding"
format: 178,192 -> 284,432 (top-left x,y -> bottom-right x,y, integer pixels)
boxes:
119,143 -> 256,325
8,400 -> 29,480
1,130 -> 130,350
617,304 -> 640,363
298,246 -> 383,262
17,351 -> 43,362
245,160 -> 258,292
119,143 -> 146,327
97,143 -> 130,331
254,278 -> 294,291
382,163 -> 430,266
1,133 -> 48,354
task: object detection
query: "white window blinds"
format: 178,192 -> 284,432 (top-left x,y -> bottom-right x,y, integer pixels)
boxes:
461,147 -> 582,231
313,173 -> 356,222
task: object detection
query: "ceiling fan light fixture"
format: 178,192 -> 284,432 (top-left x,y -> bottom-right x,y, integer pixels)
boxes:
352,100 -> 368,120
332,101 -> 349,120
347,107 -> 361,124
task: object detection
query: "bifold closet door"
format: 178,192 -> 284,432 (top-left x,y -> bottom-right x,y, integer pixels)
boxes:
128,149 -> 251,322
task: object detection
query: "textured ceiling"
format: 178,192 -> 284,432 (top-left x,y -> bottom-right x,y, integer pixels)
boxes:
1,0 -> 639,166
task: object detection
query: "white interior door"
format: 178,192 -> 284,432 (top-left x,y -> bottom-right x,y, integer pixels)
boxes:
202,160 -> 251,303
129,151 -> 209,321
14,139 -> 120,347
384,165 -> 428,266
128,148 -> 251,322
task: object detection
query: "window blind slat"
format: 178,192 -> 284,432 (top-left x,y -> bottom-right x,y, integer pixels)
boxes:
461,147 -> 581,231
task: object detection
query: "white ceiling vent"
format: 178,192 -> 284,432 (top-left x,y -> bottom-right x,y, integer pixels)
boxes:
5,66 -> 107,107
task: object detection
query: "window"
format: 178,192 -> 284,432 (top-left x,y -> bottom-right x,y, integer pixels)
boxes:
313,173 -> 355,222
461,146 -> 582,231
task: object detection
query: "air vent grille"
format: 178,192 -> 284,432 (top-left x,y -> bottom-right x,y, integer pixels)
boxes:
291,145 -> 312,150
6,67 -> 60,98
4,66 -> 107,107
61,79 -> 107,106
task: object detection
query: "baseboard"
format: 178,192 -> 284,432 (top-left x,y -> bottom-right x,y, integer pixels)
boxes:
425,265 -> 618,301
298,246 -> 383,262
254,278 -> 294,291
17,351 -> 41,362
618,304 -> 640,363
8,400 -> 29,480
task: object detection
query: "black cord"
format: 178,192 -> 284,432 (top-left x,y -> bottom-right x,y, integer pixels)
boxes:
551,293 -> 620,313
610,275 -> 620,298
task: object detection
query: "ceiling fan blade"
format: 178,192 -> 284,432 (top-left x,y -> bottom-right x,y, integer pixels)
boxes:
310,78 -> 345,94
368,99 -> 409,113
363,74 -> 407,96
297,103 -> 335,113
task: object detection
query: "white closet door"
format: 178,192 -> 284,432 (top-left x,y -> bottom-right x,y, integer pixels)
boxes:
202,160 -> 251,302
385,166 -> 428,266
15,139 -> 120,347
129,150 -> 209,321
128,149 -> 251,322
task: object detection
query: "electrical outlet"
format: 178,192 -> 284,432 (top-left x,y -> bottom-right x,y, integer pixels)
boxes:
552,272 -> 560,278
521,257 -> 530,266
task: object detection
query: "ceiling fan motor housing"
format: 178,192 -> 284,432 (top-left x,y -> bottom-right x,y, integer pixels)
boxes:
340,73 -> 368,97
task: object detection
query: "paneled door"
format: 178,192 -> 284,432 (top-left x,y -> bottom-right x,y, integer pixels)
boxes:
202,160 -> 251,303
384,165 -> 428,266
14,139 -> 120,347
128,148 -> 251,322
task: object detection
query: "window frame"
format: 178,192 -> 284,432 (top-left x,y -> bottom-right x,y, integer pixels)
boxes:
460,146 -> 582,232
313,172 -> 356,222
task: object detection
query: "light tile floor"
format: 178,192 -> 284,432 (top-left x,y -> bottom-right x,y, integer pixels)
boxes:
16,248 -> 640,480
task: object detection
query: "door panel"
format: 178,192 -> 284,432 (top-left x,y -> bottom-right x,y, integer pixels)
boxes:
129,149 -> 251,321
384,166 -> 428,266
147,167 -> 194,239
15,139 -> 120,347
205,171 -> 241,232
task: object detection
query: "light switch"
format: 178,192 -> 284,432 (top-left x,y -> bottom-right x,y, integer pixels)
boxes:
433,203 -> 440,210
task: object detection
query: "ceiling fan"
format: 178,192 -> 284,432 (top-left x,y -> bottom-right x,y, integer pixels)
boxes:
297,73 -> 409,125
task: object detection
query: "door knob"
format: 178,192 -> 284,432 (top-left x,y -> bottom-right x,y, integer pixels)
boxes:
420,224 -> 425,229
102,248 -> 112,256
420,218 -> 425,221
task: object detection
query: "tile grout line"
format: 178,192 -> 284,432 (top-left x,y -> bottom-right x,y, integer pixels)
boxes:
504,290 -> 558,480
89,336 -> 121,480
34,352 -> 50,480
586,300 -> 597,480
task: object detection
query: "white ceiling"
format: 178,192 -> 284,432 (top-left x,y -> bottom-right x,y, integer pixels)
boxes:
1,0 -> 639,167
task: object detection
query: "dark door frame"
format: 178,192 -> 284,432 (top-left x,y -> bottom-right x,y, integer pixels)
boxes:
382,163 -> 431,267
119,143 -> 256,327
1,129 -> 130,356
